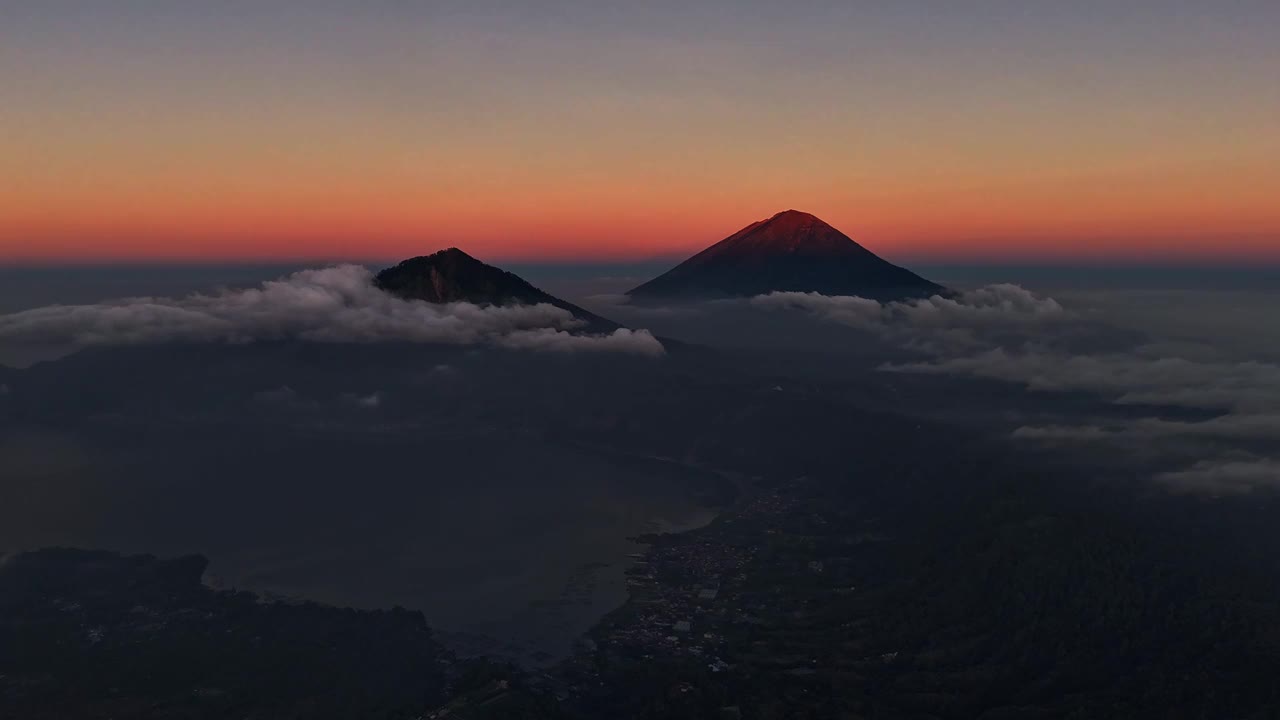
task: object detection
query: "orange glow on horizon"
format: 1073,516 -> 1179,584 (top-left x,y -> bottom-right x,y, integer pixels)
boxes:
5,121 -> 1278,265
4,182 -> 1278,265
6,3 -> 1280,266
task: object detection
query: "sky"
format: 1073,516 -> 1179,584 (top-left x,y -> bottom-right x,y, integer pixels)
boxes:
2,1 -> 1278,264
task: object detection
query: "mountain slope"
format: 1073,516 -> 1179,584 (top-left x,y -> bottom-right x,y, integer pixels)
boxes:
375,248 -> 620,332
628,210 -> 943,302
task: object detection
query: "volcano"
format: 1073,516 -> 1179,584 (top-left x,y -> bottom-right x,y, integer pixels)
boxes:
627,210 -> 944,302
375,248 -> 621,332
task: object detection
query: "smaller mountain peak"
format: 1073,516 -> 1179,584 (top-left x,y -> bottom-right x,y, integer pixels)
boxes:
754,210 -> 838,238
770,209 -> 819,221
373,248 -> 623,331
766,209 -> 825,224
427,247 -> 480,263
374,248 -> 522,305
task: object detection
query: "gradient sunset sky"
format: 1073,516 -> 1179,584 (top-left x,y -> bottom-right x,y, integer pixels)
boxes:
3,1 -> 1278,264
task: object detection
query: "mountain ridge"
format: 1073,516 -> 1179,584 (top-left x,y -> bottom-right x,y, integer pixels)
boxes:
628,210 -> 944,301
375,248 -> 621,332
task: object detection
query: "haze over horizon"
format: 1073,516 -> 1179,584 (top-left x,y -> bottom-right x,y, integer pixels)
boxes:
4,1 -> 1280,265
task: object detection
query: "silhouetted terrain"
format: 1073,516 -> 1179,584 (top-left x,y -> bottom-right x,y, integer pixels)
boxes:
0,548 -> 454,719
377,248 -> 622,332
628,211 -> 943,302
1,257 -> 1278,718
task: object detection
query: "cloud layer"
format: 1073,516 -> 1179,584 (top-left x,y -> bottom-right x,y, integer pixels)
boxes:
754,284 -> 1064,329
754,284 -> 1280,494
892,349 -> 1280,414
1157,458 -> 1280,495
0,265 -> 663,356
753,284 -> 1074,353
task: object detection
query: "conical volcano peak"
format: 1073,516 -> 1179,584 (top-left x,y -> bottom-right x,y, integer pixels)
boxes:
408,247 -> 489,274
434,246 -> 478,261
763,209 -> 826,229
730,210 -> 860,256
627,211 -> 944,302
374,248 -> 620,331
374,248 -> 525,305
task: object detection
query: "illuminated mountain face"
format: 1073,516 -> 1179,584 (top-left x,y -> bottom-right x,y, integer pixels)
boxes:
628,210 -> 944,302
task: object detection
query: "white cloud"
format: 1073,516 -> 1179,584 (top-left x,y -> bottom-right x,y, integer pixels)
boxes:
754,285 -> 1065,329
1011,424 -> 1113,441
753,284 -> 1072,353
1156,458 -> 1280,495
352,392 -> 382,409
0,265 -> 663,356
497,327 -> 664,356
1015,414 -> 1280,443
895,346 -> 1280,488
891,349 -> 1280,416
756,284 -> 1280,495
762,287 -> 1280,421
752,292 -> 883,329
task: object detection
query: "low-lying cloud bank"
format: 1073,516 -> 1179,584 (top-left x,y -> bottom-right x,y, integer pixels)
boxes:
1156,458 -> 1280,496
754,284 -> 1076,354
1012,413 -> 1280,442
0,265 -> 664,356
894,349 -> 1280,415
755,284 -> 1064,329
755,284 -> 1280,494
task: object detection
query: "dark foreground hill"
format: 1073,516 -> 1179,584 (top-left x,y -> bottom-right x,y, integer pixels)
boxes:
628,210 -> 943,302
0,548 -> 454,719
